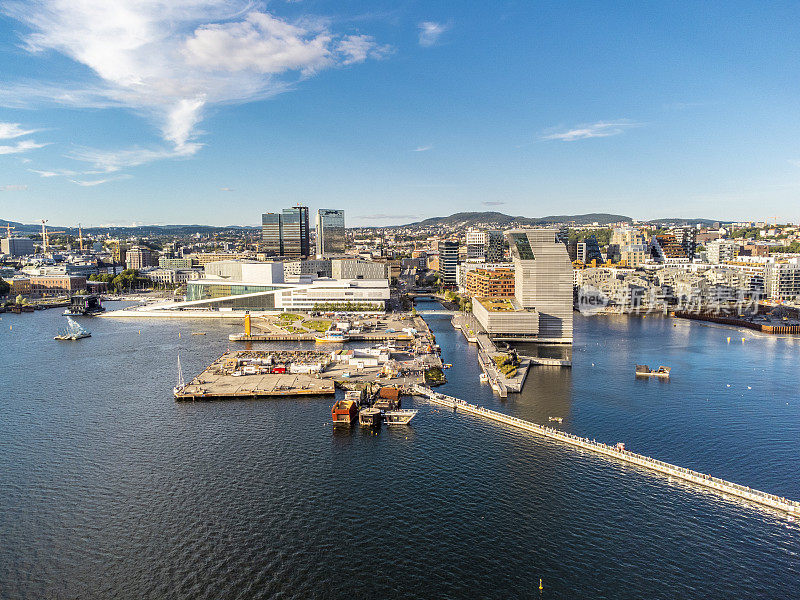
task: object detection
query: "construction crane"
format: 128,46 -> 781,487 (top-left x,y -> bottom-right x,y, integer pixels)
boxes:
39,219 -> 65,253
4,223 -> 15,238
78,223 -> 84,252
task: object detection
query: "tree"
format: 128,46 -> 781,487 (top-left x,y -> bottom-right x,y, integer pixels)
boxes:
0,278 -> 9,296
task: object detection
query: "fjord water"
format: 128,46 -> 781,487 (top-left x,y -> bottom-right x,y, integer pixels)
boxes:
1,301 -> 798,599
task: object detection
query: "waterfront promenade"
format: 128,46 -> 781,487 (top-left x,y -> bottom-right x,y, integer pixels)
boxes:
412,385 -> 800,517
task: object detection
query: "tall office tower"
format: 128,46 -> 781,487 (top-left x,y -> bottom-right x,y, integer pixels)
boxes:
315,209 -> 346,257
261,213 -> 283,255
282,206 -> 310,258
438,240 -> 460,288
506,229 -> 573,342
486,230 -> 505,262
465,228 -> 488,259
582,235 -> 604,264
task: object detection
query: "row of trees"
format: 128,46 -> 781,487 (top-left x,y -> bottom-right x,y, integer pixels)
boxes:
88,269 -> 150,293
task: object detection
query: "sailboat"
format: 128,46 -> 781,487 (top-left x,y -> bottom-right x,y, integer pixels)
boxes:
173,354 -> 186,398
54,316 -> 91,340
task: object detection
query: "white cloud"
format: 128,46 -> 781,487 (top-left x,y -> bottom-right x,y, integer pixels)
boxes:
68,174 -> 133,186
30,168 -> 79,177
0,184 -> 28,191
220,187 -> 235,191
1,2 -> 390,164
337,34 -> 392,65
418,21 -> 447,47
413,145 -> 433,152
542,121 -> 640,142
0,139 -> 49,154
0,122 -> 38,139
69,145 -> 201,172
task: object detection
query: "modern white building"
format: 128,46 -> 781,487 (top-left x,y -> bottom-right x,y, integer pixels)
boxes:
764,259 -> 800,301
706,239 -> 739,265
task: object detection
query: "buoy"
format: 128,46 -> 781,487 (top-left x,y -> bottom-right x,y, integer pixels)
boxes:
178,332 -> 181,338
726,337 -> 730,343
742,337 -> 745,342
539,578 -> 543,591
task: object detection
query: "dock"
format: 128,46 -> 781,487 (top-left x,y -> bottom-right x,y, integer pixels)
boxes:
412,385 -> 800,517
175,350 -> 335,400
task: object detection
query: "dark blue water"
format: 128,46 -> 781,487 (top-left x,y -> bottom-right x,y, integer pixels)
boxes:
1,302 -> 798,599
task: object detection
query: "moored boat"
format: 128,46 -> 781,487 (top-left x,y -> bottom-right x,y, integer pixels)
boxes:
315,329 -> 349,343
383,409 -> 418,425
332,399 -> 358,426
635,364 -> 671,378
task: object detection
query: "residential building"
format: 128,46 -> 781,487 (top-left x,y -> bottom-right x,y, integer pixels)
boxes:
465,228 -> 488,259
611,227 -> 648,267
438,240 -> 459,288
315,209 -> 346,257
159,257 -> 193,269
486,230 -> 504,262
650,235 -> 689,264
706,239 -> 739,265
111,242 -> 127,265
764,260 -> 800,301
8,276 -> 31,296
673,227 -> 697,259
465,268 -> 516,298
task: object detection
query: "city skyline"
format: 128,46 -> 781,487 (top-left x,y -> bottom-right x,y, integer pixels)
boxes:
3,2 -> 800,226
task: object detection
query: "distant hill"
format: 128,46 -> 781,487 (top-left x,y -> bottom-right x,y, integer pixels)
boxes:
0,219 -> 258,237
397,212 -> 633,228
647,217 -> 720,227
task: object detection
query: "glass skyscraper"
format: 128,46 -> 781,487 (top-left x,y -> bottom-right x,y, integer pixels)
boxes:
315,209 -> 346,257
261,206 -> 310,258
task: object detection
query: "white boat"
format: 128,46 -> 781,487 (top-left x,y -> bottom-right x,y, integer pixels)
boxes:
315,329 -> 349,343
173,354 -> 186,397
54,316 -> 91,340
479,373 -> 489,383
383,409 -> 418,425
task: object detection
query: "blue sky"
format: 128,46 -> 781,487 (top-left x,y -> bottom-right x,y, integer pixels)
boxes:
1,1 -> 800,227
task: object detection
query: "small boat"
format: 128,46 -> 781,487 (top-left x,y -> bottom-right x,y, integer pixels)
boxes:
635,365 -> 671,378
173,354 -> 186,397
383,409 -> 418,425
191,332 -> 206,336
315,329 -> 349,343
548,416 -> 563,423
443,363 -> 453,369
479,373 -> 489,383
54,316 -> 91,340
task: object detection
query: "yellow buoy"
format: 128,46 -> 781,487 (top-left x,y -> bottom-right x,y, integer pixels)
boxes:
178,331 -> 181,338
742,337 -> 745,342
539,578 -> 543,591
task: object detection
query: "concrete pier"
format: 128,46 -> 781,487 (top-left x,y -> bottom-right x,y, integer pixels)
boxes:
413,385 -> 800,517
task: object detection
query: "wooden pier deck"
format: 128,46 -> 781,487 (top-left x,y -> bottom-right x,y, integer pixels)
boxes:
412,385 -> 800,517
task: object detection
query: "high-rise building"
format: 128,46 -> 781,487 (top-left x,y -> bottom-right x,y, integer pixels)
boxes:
438,240 -> 459,288
315,209 -> 346,257
126,246 -> 157,270
282,206 -> 310,258
764,260 -> 800,301
673,227 -> 697,260
507,229 -> 573,342
611,227 -> 647,267
261,213 -> 283,255
465,229 -> 488,259
261,206 -> 310,258
486,230 -> 504,262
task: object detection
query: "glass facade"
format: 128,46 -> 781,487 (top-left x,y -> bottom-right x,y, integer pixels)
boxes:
282,206 -> 310,258
315,209 -> 346,256
186,283 -> 280,310
261,213 -> 282,255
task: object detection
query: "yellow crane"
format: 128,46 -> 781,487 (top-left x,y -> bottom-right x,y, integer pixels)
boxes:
78,223 -> 84,252
4,223 -> 15,238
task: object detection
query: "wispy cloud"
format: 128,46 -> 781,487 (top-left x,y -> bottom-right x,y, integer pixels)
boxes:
0,122 -> 39,139
30,168 -> 79,178
0,140 -> 49,154
68,175 -> 133,187
542,120 -> 640,142
418,21 -> 447,47
1,2 -> 391,167
413,145 -> 433,152
0,184 -> 28,191
482,201 -> 505,206
220,187 -> 235,192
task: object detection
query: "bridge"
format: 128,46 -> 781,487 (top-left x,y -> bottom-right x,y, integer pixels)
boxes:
411,385 -> 800,517
415,309 -> 457,316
